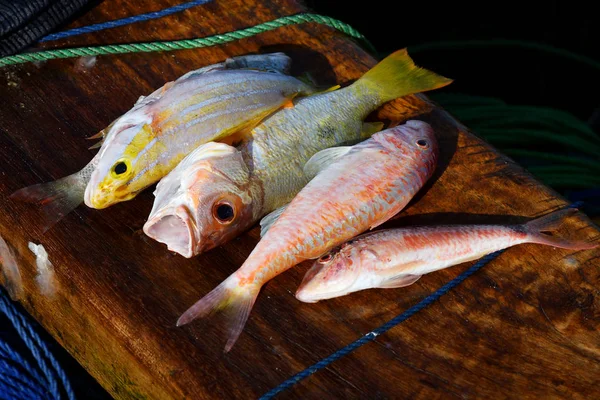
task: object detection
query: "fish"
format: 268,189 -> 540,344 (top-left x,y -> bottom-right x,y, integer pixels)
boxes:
295,208 -> 599,302
0,235 -> 23,301
10,153 -> 101,231
176,120 -> 439,351
144,49 -> 452,257
143,142 -> 255,257
10,53 -> 311,230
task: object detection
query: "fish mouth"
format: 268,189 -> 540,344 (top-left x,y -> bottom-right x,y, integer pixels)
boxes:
295,289 -> 321,303
84,184 -> 135,209
295,288 -> 349,303
143,206 -> 197,258
295,259 -> 357,303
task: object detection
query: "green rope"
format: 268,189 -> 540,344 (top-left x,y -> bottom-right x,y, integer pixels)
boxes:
429,93 -> 507,107
477,118 -> 596,143
408,39 -> 600,72
502,149 -> 600,171
2,12 -> 596,195
527,165 -> 596,175
0,13 -> 374,68
449,106 -> 598,140
531,175 -> 600,189
480,130 -> 600,156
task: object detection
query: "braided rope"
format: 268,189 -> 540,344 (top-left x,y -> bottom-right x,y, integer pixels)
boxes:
408,39 -> 600,72
259,250 -> 505,399
0,286 -> 76,400
40,0 -> 214,42
0,13 -> 373,68
260,202 -> 584,398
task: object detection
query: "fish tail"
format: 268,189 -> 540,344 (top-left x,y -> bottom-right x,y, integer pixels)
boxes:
176,276 -> 260,352
10,172 -> 85,232
0,236 -> 23,301
523,208 -> 598,250
354,48 -> 453,103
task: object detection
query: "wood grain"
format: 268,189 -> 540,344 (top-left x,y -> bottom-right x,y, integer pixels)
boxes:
1,0 -> 599,399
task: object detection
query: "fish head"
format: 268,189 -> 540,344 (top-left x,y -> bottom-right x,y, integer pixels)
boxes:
84,106 -> 166,209
143,142 -> 257,257
295,242 -> 365,302
376,120 -> 438,174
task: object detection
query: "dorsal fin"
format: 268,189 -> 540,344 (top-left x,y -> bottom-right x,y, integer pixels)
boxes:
303,147 -> 352,180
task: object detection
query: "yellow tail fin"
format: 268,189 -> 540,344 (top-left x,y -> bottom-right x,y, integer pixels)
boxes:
354,48 -> 453,104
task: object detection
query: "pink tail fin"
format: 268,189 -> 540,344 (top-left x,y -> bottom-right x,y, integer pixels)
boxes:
524,208 -> 598,250
10,172 -> 85,232
176,277 -> 260,352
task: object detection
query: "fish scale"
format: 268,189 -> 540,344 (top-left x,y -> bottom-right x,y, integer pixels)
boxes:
175,119 -> 440,352
295,209 -> 598,303
367,226 -> 523,272
85,69 -> 316,209
145,48 -> 452,259
11,53 -> 311,230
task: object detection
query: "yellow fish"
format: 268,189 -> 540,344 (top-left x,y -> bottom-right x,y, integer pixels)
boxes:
144,49 -> 452,257
177,120 -> 440,352
11,53 -> 314,229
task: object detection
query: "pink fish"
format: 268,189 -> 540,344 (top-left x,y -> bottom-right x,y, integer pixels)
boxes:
177,120 -> 438,351
295,208 -> 598,302
143,48 -> 452,257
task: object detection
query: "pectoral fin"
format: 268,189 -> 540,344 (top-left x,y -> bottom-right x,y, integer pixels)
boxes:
303,146 -> 352,180
260,204 -> 288,237
360,122 -> 384,139
379,274 -> 422,289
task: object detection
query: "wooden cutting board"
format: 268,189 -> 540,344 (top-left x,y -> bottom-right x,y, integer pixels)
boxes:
1,0 -> 599,398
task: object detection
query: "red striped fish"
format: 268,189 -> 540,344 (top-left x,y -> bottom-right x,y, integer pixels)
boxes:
144,48 -> 452,257
177,120 -> 438,351
295,208 -> 598,302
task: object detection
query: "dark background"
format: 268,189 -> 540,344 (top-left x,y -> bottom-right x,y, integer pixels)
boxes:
1,2 -> 598,399
305,1 -> 599,125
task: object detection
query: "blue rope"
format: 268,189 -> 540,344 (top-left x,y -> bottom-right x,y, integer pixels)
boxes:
39,0 -> 214,42
0,286 -> 76,400
0,381 -> 24,400
0,356 -> 47,399
259,250 -> 504,399
0,342 -> 49,399
0,340 -> 47,388
261,202 -> 584,399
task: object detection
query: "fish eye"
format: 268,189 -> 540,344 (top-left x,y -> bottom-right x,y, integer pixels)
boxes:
213,201 -> 235,224
318,254 -> 332,264
111,160 -> 130,178
416,139 -> 429,148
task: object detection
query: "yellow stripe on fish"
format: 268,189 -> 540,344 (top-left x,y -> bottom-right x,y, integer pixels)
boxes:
10,53 -> 311,229
145,48 -> 452,257
85,69 -> 315,209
